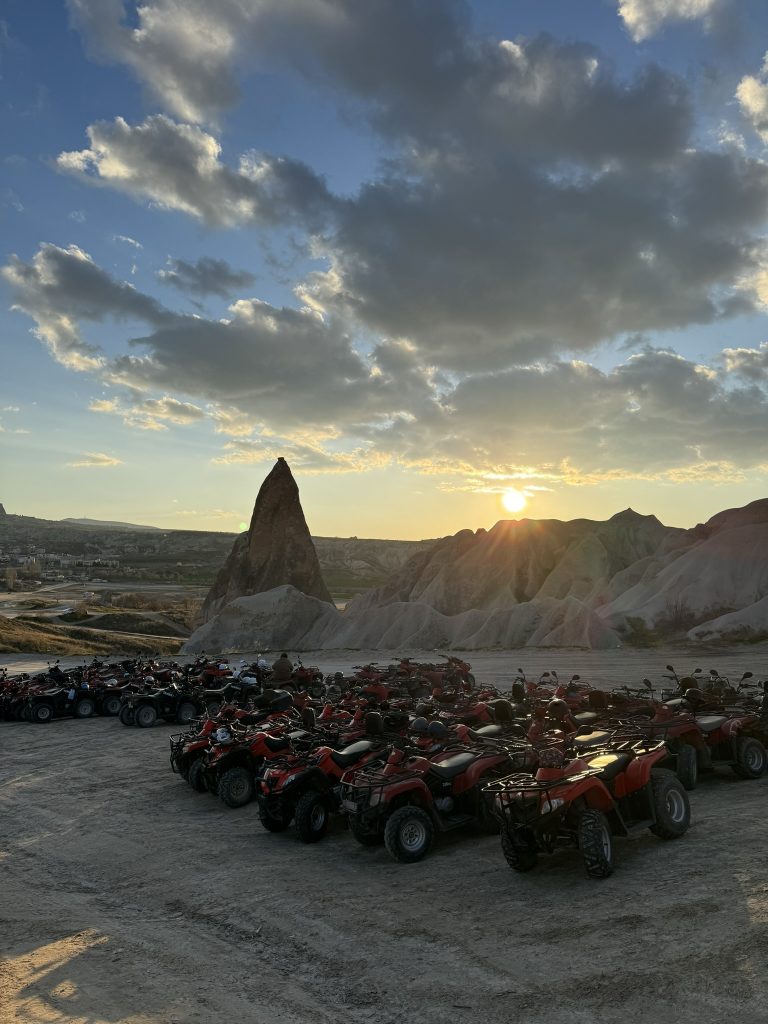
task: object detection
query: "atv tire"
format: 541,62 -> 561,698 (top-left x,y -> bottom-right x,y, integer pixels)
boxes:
218,767 -> 255,808
676,744 -> 698,791
74,698 -> 95,719
206,702 -> 221,718
188,758 -> 208,793
649,768 -> 691,838
31,703 -> 53,724
119,705 -> 135,726
348,817 -> 383,846
257,801 -> 292,832
134,704 -> 158,728
578,809 -> 614,878
176,701 -> 197,725
101,694 -> 122,716
384,806 -> 434,863
732,737 -> 767,779
295,791 -> 330,844
500,825 -> 538,872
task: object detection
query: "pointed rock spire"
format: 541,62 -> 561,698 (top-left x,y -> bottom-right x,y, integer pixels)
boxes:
200,458 -> 332,622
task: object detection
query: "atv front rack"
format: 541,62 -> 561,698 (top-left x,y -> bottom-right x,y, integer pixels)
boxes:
483,769 -> 603,825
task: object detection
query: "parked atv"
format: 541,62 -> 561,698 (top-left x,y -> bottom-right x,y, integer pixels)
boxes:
121,683 -> 203,728
201,724 -> 315,807
26,685 -> 98,724
484,736 -> 690,878
340,739 -> 525,861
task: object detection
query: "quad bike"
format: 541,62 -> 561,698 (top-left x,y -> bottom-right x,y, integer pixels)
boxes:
483,735 -> 691,879
258,716 -> 389,842
666,688 -> 768,781
120,683 -> 204,728
25,685 -> 98,724
340,738 -> 526,861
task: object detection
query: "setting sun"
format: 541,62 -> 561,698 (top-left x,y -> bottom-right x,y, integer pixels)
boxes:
501,488 -> 527,514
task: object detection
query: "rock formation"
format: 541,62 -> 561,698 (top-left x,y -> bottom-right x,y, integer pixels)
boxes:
199,458 -> 332,623
0,503 -> 6,516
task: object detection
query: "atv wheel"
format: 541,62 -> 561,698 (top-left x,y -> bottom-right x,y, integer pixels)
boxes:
74,698 -> 95,719
118,705 -> 135,726
295,791 -> 330,844
101,695 -> 122,716
218,767 -> 255,808
578,809 -> 614,878
206,702 -> 221,718
649,768 -> 691,838
257,801 -> 292,832
188,758 -> 208,793
176,701 -> 197,725
134,704 -> 158,728
500,826 -> 538,872
676,744 -> 698,791
384,806 -> 434,863
31,703 -> 53,724
732,737 -> 767,779
349,817 -> 383,846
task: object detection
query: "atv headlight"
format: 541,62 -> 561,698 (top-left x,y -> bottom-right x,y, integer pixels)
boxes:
541,796 -> 565,813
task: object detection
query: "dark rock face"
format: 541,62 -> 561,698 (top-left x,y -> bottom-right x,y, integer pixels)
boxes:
0,504 -> 6,515
200,458 -> 332,623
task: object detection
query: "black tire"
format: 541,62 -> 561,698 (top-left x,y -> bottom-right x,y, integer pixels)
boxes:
188,758 -> 208,793
649,768 -> 691,838
218,767 -> 255,808
119,705 -> 135,727
134,704 -> 157,728
295,791 -> 330,844
732,737 -> 767,779
101,694 -> 122,716
176,702 -> 197,725
500,825 -> 538,872
348,816 -> 383,846
206,701 -> 221,718
384,806 -> 435,863
465,673 -> 476,692
676,744 -> 698,791
74,698 -> 95,719
578,809 -> 614,878
31,703 -> 53,724
257,801 -> 292,832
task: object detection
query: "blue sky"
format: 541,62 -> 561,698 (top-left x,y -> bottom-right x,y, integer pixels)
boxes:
3,0 -> 768,538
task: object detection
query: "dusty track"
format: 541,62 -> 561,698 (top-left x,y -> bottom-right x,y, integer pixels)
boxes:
2,648 -> 768,1023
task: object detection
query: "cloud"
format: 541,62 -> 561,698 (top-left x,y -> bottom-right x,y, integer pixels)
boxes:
617,0 -> 724,41
58,115 -> 333,229
1,242 -> 174,370
737,54 -> 768,143
89,394 -> 206,431
113,233 -> 142,249
67,451 -> 123,468
157,256 -> 255,297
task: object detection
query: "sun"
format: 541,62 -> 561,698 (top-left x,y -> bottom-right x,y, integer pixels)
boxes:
501,488 -> 527,514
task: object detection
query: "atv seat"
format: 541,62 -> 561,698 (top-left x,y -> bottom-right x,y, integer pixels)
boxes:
263,734 -> 291,752
664,698 -> 685,709
573,729 -> 612,748
572,711 -> 599,726
695,715 -> 727,733
474,724 -> 503,737
587,752 -> 633,782
428,752 -> 476,779
331,740 -> 375,768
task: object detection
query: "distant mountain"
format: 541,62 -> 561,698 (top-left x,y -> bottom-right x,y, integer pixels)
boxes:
61,518 -> 163,531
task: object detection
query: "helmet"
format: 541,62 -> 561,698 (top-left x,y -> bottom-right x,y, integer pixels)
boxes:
547,698 -> 569,720
427,721 -> 448,741
334,671 -> 344,681
683,687 -> 705,704
409,716 -> 429,735
214,727 -> 231,743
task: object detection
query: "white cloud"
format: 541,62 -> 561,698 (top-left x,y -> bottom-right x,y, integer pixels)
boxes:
618,0 -> 723,41
737,54 -> 768,143
113,233 -> 143,249
67,451 -> 123,468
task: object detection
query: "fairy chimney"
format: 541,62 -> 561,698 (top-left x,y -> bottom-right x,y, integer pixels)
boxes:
200,458 -> 332,622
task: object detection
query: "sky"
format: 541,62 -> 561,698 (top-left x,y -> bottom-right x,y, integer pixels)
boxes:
3,0 -> 768,540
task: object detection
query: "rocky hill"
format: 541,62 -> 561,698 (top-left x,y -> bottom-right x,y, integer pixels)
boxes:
184,500 -> 768,652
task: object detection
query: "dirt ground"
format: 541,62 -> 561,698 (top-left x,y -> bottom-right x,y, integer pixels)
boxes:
2,645 -> 768,1024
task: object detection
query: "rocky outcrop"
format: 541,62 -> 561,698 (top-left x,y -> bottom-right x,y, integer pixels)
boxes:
200,458 -> 332,623
0,504 -> 6,516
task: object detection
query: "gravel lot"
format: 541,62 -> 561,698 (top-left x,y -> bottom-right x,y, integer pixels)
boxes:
2,645 -> 767,1024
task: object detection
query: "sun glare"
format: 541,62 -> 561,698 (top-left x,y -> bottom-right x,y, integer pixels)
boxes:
501,488 -> 527,514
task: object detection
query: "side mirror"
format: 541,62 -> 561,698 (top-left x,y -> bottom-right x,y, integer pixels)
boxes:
742,671 -> 753,680
666,664 -> 675,672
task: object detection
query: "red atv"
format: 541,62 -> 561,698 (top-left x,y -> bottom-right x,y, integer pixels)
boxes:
340,739 -> 526,862
484,736 -> 690,878
258,718 -> 388,842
